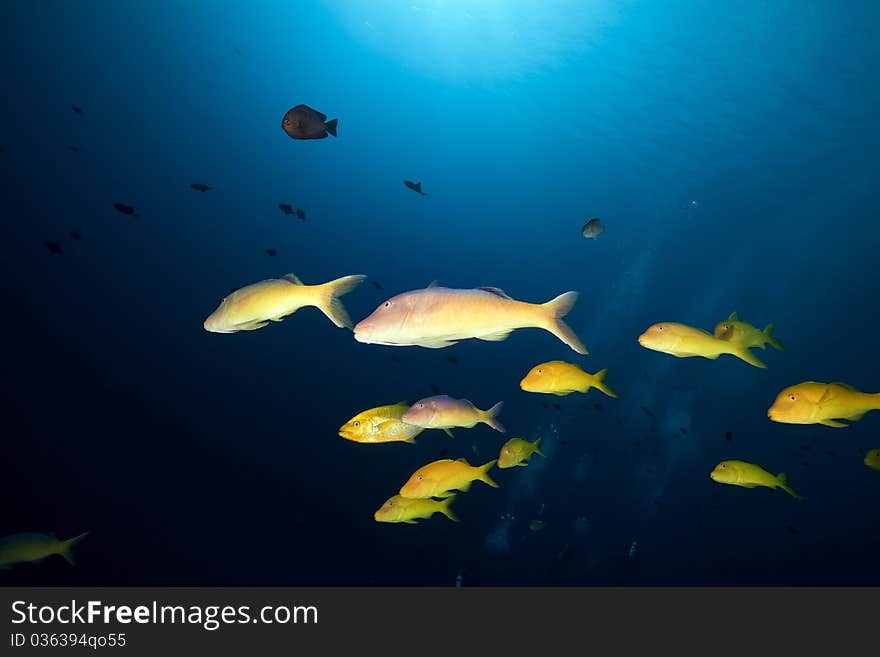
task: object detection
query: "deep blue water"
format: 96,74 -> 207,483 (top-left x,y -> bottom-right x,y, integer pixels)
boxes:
1,0 -> 878,585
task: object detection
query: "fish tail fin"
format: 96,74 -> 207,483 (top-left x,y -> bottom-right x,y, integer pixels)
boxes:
479,460 -> 500,488
733,346 -> 767,369
315,274 -> 367,329
482,402 -> 505,432
763,323 -> 784,350
440,495 -> 460,522
325,118 -> 338,137
58,532 -> 89,565
591,368 -> 618,398
533,436 -> 546,458
541,291 -> 588,355
776,473 -> 803,500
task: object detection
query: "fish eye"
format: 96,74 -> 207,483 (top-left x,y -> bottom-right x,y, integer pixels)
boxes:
417,403 -> 424,408
418,475 -> 423,480
790,395 -> 796,401
537,368 -> 543,374
283,118 -> 290,125
384,301 -> 391,308
721,464 -> 727,468
353,421 -> 360,427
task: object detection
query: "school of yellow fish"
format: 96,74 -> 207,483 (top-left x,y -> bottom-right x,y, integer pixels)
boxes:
203,276 -> 879,527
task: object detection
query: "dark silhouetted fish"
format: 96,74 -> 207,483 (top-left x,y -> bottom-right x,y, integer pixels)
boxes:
191,183 -> 212,192
725,431 -> 733,441
43,240 -> 63,255
552,403 -> 561,411
800,460 -> 809,467
540,401 -> 549,408
279,204 -> 294,215
428,383 -> 440,394
447,356 -> 458,364
282,105 -> 337,140
593,402 -> 604,412
69,146 -> 81,153
404,180 -> 426,196
266,248 -> 277,256
825,450 -> 836,457
786,525 -> 800,536
233,47 -> 244,57
113,203 -> 138,217
438,448 -> 450,458
679,427 -> 689,434
581,217 -> 604,239
673,432 -> 680,438
71,105 -> 84,117
372,281 -> 384,290
616,419 -> 623,425
295,209 -> 306,221
69,231 -> 81,240
640,405 -> 655,418
391,355 -> 401,363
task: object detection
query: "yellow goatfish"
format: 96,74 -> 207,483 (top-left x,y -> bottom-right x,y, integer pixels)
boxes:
497,436 -> 546,468
339,402 -> 426,444
353,283 -> 588,354
399,458 -> 499,499
373,495 -> 459,523
768,381 -> 880,427
637,322 -> 767,368
864,449 -> 880,472
204,273 -> 366,333
0,532 -> 89,569
520,361 -> 617,397
713,312 -> 784,351
710,461 -> 803,499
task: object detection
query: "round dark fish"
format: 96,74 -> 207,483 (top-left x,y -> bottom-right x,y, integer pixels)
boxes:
282,105 -> 338,140
582,217 -> 604,239
113,203 -> 138,217
279,204 -> 294,215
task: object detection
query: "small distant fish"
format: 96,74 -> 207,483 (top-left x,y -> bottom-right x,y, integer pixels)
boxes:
428,383 -> 440,394
69,231 -> 81,240
824,450 -> 836,457
279,204 -> 294,215
191,183 -> 212,192
581,217 -> 604,239
786,525 -> 800,536
391,355 -> 401,363
43,240 -> 63,255
593,402 -> 604,412
616,419 -> 623,425
447,356 -> 458,364
799,444 -> 811,452
69,146 -> 81,153
556,543 -> 574,562
551,403 -> 561,411
800,460 -> 809,467
679,427 -> 689,434
71,105 -> 84,117
113,203 -> 138,217
282,104 -> 338,140
0,531 -> 89,569
372,281 -> 384,290
529,519 -> 547,532
437,448 -> 450,458
640,406 -> 655,418
295,208 -> 306,221
404,180 -> 426,196
266,248 -> 277,256
864,449 -> 880,471
233,47 -> 244,57
540,401 -> 549,408
673,432 -> 680,438
725,431 -> 733,441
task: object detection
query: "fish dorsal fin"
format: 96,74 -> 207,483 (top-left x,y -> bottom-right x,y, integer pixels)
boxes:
478,286 -> 512,299
282,274 -> 304,285
396,400 -> 409,406
426,280 -> 440,288
728,311 -> 738,321
831,382 -> 857,391
455,457 -> 470,463
301,105 -> 326,121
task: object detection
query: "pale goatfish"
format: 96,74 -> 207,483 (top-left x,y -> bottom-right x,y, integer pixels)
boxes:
0,531 -> 89,569
767,381 -> 880,428
204,273 -> 366,333
401,395 -> 505,433
353,283 -> 588,354
637,322 -> 767,368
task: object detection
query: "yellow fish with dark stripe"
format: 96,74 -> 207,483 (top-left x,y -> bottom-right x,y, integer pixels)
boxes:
710,461 -> 802,499
339,402 -> 426,443
768,381 -> 880,427
714,312 -> 783,351
374,495 -> 459,523
204,273 -> 366,333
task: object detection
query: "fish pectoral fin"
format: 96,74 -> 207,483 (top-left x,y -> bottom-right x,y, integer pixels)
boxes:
457,481 -> 472,492
819,419 -> 849,428
443,428 -> 455,438
847,412 -> 866,421
478,329 -> 513,342
418,340 -> 457,349
236,320 -> 270,331
403,520 -> 419,524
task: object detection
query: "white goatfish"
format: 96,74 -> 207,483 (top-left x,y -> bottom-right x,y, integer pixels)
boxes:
204,273 -> 366,333
353,284 -> 587,354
